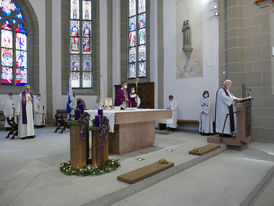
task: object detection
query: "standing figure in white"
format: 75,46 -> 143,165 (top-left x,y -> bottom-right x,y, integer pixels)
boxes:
215,80 -> 240,136
34,94 -> 45,126
166,95 -> 178,132
199,91 -> 213,135
16,85 -> 35,139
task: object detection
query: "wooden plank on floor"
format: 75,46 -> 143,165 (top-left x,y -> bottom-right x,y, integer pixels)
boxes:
117,162 -> 174,184
189,144 -> 221,156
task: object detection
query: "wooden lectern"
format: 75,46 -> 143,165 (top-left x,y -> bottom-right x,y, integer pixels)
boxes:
207,97 -> 252,148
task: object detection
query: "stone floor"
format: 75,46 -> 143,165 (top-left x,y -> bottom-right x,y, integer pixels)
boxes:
0,127 -> 273,206
112,145 -> 274,206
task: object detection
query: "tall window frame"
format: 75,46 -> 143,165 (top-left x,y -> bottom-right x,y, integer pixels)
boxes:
70,0 -> 93,89
0,0 -> 28,86
128,0 -> 147,79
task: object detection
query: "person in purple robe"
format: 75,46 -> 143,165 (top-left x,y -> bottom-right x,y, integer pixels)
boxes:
114,82 -> 136,108
16,85 -> 35,139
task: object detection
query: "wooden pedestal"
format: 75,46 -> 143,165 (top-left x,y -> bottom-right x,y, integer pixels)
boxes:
70,125 -> 89,169
92,131 -> 109,169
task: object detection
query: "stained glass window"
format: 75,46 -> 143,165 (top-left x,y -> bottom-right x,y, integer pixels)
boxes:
0,0 -> 28,85
128,0 -> 146,78
70,0 -> 93,88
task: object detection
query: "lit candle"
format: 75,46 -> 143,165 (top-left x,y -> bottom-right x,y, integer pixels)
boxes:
74,108 -> 81,120
79,103 -> 84,114
98,108 -> 103,117
95,115 -> 101,127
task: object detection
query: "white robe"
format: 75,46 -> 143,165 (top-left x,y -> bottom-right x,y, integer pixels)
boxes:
130,94 -> 141,107
215,87 -> 237,135
3,98 -> 16,128
17,93 -> 35,138
34,98 -> 45,126
166,100 -> 178,128
199,97 -> 213,134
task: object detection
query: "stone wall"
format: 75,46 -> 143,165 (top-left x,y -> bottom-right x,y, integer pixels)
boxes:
219,0 -> 274,142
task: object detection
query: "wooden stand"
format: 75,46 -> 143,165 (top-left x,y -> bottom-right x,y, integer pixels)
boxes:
55,110 -> 69,134
208,98 -> 252,148
6,117 -> 18,139
92,131 -> 109,169
70,125 -> 89,169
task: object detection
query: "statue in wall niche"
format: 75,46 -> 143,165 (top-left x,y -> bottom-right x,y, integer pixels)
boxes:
182,20 -> 193,58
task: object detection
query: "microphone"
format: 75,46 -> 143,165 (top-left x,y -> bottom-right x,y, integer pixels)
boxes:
242,84 -> 254,97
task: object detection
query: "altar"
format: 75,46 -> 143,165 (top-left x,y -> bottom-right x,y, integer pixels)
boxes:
86,109 -> 172,154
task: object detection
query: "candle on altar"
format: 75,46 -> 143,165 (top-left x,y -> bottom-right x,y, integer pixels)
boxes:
98,108 -> 103,117
75,108 -> 81,120
95,115 -> 101,127
79,103 -> 84,114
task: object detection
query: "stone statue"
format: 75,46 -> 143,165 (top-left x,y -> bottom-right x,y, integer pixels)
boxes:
182,20 -> 193,58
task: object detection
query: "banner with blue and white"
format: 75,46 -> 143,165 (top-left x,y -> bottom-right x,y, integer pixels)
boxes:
66,76 -> 73,115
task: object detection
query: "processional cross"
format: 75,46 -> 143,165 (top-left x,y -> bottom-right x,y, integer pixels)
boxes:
135,77 -> 140,95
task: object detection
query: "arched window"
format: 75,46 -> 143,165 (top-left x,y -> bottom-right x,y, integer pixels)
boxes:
70,0 -> 93,89
128,0 -> 146,79
0,0 -> 28,86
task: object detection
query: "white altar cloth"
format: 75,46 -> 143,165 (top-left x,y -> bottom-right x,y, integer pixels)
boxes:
86,109 -> 171,133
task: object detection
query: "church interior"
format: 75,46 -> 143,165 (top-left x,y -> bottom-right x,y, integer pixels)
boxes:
0,0 -> 274,205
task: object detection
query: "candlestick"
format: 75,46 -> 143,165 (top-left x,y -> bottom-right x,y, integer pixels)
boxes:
79,103 -> 84,114
98,108 -> 103,117
95,115 -> 101,127
74,108 -> 81,120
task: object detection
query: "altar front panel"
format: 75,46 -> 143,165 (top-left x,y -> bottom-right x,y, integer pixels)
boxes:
87,109 -> 172,154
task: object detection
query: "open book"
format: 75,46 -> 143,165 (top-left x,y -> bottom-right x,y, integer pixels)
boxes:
239,96 -> 253,103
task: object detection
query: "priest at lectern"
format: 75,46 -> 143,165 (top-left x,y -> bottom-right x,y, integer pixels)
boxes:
114,82 -> 136,108
215,80 -> 240,136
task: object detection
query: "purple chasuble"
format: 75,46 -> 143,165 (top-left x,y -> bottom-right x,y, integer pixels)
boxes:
114,88 -> 135,107
21,91 -> 34,124
220,86 -> 235,132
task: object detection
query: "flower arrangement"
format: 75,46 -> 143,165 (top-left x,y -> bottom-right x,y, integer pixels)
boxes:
89,109 -> 110,151
60,159 -> 120,176
68,111 -> 90,141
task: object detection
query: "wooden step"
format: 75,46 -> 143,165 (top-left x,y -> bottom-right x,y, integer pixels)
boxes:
117,161 -> 174,184
189,144 -> 221,156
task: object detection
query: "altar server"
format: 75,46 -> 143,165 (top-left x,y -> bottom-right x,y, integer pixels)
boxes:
114,82 -> 135,108
199,91 -> 213,135
3,93 -> 16,129
16,85 -> 35,139
130,87 -> 141,108
166,95 -> 178,131
34,94 -> 45,126
215,80 -> 240,136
